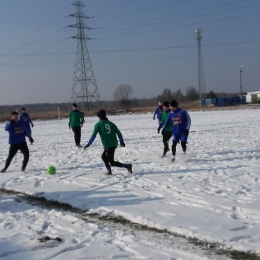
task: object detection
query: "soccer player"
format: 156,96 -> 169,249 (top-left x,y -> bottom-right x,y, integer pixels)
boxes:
1,111 -> 33,173
162,100 -> 191,162
153,101 -> 163,134
161,101 -> 172,158
84,109 -> 132,175
68,103 -> 84,147
19,107 -> 34,144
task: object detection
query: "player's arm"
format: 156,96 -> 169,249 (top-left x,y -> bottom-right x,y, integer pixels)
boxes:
115,126 -> 125,146
5,121 -> 14,131
84,124 -> 98,148
68,111 -> 71,128
183,110 -> 191,130
28,114 -> 34,127
153,107 -> 157,119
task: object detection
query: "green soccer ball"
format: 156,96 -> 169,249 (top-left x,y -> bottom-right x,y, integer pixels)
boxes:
47,166 -> 56,175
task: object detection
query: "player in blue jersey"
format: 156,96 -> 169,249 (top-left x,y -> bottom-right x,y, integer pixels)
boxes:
153,101 -> 163,134
19,108 -> 34,144
162,100 -> 191,162
1,112 -> 34,173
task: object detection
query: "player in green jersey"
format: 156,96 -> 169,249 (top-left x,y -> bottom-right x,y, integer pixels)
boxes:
160,101 -> 172,158
84,109 -> 132,175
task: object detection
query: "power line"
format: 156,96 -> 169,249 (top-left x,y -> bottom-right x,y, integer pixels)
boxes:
2,49 -> 260,67
93,0 -> 196,22
97,0 -> 249,30
0,17 -> 66,50
98,10 -> 260,39
0,28 -> 64,58
2,40 -> 260,57
0,38 -> 69,69
93,2 -> 260,35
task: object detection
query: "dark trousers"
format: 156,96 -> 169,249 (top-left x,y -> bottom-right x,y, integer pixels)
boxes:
72,127 -> 81,145
158,123 -> 163,133
163,132 -> 172,155
3,142 -> 29,170
172,141 -> 187,156
101,147 -> 124,170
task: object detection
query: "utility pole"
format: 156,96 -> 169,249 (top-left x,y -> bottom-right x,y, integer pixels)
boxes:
69,1 -> 101,112
195,29 -> 206,100
240,65 -> 243,97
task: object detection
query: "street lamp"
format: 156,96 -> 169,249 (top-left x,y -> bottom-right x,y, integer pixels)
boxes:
240,65 -> 243,97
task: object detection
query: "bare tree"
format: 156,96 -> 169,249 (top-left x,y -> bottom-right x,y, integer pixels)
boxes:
114,84 -> 134,109
186,86 -> 199,101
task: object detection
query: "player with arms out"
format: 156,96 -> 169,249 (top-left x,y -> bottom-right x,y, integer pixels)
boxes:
1,112 -> 33,173
84,109 -> 132,175
19,107 -> 34,144
162,100 -> 191,162
161,101 -> 172,158
153,101 -> 163,134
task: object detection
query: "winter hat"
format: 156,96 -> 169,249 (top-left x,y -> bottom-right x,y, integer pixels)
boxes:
170,100 -> 178,107
72,103 -> 77,108
97,109 -> 106,119
11,111 -> 18,115
21,107 -> 26,111
162,101 -> 169,107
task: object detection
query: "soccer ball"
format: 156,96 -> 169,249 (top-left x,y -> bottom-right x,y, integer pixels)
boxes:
47,166 -> 56,175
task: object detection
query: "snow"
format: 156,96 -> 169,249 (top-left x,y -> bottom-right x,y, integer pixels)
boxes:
0,109 -> 260,258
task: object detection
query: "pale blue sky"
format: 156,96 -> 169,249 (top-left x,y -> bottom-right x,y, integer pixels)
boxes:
0,0 -> 260,104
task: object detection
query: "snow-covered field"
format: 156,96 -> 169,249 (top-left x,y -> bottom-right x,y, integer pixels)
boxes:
0,109 -> 260,259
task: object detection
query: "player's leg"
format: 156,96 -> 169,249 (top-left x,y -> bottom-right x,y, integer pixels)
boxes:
101,149 -> 112,174
180,134 -> 188,154
171,139 -> 179,162
157,120 -> 163,134
1,145 -> 19,172
162,132 -> 172,157
71,127 -> 77,145
19,142 -> 29,171
107,147 -> 132,174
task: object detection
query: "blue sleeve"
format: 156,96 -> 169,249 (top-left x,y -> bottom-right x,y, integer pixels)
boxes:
19,114 -> 22,121
118,135 -> 124,144
28,115 -> 33,125
87,134 -> 97,146
183,110 -> 191,130
5,122 -> 12,131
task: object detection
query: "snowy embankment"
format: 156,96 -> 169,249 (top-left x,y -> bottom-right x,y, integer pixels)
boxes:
0,109 -> 260,255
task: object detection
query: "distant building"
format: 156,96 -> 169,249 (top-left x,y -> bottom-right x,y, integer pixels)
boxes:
243,91 -> 260,103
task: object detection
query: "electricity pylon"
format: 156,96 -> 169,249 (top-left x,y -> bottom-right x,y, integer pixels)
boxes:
69,1 -> 101,111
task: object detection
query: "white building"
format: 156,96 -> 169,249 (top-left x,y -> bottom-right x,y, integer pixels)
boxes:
245,91 -> 260,103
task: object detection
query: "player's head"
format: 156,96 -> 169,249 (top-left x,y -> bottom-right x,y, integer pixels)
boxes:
169,100 -> 178,111
21,108 -> 26,113
162,101 -> 169,111
97,109 -> 106,119
158,101 -> 162,106
11,111 -> 19,121
72,103 -> 77,110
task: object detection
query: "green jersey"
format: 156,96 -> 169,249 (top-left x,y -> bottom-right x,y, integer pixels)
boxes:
161,110 -> 172,132
69,110 -> 84,127
93,119 -> 122,148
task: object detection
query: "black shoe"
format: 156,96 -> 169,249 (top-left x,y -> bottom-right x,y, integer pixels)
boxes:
171,156 -> 175,162
127,164 -> 132,174
21,168 -> 25,172
161,153 -> 166,158
0,168 -> 6,173
106,171 -> 113,175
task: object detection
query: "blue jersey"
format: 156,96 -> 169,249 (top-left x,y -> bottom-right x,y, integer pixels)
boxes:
5,121 -> 30,145
163,108 -> 191,136
19,112 -> 33,134
153,106 -> 163,120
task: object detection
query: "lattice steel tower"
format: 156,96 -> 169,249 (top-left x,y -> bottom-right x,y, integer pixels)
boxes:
69,1 -> 101,111
195,29 -> 206,99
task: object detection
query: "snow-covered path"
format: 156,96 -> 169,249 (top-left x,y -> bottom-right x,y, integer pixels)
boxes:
0,109 -> 260,256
